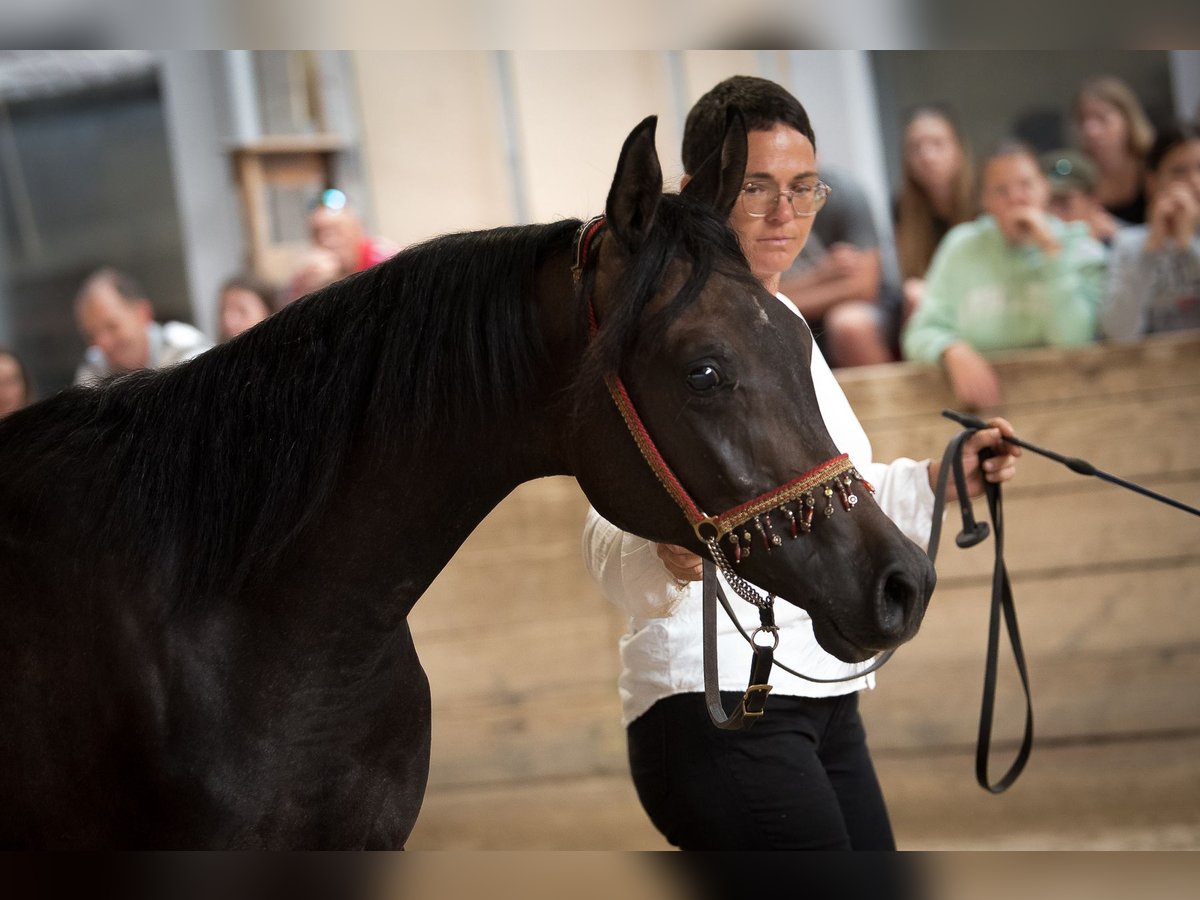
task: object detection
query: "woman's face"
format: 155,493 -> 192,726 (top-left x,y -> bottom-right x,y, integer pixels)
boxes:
219,287 -> 272,340
904,112 -> 964,192
1077,94 -> 1130,161
0,354 -> 28,417
726,124 -> 821,294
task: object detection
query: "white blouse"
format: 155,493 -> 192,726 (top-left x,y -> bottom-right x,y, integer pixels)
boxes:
581,293 -> 936,726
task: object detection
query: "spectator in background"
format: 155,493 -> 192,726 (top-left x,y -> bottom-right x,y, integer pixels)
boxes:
778,166 -> 898,367
0,347 -> 32,417
73,267 -> 213,387
1040,149 -> 1124,245
283,188 -> 400,304
893,104 -> 977,324
1101,122 -> 1200,340
1073,75 -> 1157,225
901,139 -> 1108,411
218,273 -> 280,341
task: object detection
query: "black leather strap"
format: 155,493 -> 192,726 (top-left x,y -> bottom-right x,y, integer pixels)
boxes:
929,430 -> 1034,793
702,560 -> 774,729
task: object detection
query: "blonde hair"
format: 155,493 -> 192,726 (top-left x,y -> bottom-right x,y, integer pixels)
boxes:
1075,76 -> 1157,158
895,105 -> 977,281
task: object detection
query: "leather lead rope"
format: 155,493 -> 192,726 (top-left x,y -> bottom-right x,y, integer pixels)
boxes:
929,429 -> 1034,794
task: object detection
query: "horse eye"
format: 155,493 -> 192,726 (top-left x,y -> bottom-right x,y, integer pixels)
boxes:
687,364 -> 721,392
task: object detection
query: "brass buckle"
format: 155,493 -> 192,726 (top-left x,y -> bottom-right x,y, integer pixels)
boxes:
741,683 -> 773,717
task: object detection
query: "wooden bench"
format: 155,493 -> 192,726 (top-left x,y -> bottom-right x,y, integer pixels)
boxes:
406,331 -> 1200,849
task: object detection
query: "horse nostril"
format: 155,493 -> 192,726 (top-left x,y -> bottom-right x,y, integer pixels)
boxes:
878,571 -> 920,637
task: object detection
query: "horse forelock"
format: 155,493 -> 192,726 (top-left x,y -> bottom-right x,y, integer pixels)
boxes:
0,219 -> 582,605
575,192 -> 757,399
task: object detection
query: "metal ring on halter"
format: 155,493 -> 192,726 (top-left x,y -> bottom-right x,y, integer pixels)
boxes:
750,627 -> 779,650
693,516 -> 721,543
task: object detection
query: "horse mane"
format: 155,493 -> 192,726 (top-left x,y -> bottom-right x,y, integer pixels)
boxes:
0,219 -> 579,602
0,195 -> 753,605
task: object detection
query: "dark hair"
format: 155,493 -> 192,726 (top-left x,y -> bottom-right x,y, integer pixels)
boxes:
895,103 -> 977,280
1145,121 -> 1200,173
74,266 -> 149,310
681,75 -> 815,176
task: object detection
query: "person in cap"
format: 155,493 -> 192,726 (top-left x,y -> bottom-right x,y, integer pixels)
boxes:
1041,149 -> 1123,245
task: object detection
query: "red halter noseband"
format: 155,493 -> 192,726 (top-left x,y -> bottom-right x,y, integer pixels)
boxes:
573,215 -> 873,563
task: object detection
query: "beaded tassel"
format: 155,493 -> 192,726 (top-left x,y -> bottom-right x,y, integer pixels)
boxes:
730,531 -> 742,563
763,513 -> 781,547
781,504 -> 798,538
753,515 -> 770,551
823,484 -> 834,518
852,468 -> 875,494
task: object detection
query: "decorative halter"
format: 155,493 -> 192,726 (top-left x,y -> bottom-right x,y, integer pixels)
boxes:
572,215 -> 874,572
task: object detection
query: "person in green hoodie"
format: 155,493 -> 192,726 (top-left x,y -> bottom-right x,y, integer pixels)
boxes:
901,139 -> 1108,410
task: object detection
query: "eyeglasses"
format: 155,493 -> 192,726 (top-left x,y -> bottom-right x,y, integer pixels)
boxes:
740,181 -> 832,217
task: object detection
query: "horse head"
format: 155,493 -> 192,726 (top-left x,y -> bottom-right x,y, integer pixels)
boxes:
569,115 -> 936,663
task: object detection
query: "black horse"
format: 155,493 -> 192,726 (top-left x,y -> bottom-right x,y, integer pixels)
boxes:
0,115 -> 935,848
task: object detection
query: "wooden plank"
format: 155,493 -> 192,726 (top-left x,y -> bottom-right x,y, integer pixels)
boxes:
408,773 -> 671,850
878,734 -> 1200,851
408,737 -> 1200,849
837,332 -> 1200,425
426,682 -> 628,787
419,611 -> 624,707
882,563 -> 1200,661
860,645 -> 1200,750
865,389 -> 1200,490
924,474 -> 1200,581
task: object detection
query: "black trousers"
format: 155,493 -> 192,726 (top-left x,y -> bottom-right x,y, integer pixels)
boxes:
627,691 -> 894,850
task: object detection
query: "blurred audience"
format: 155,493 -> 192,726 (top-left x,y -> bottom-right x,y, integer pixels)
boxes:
1101,122 -> 1200,341
901,139 -> 1108,411
73,267 -> 213,387
893,104 -> 977,323
283,188 -> 400,304
0,347 -> 32,417
1040,148 -> 1124,245
217,273 -> 281,341
1073,75 -> 1157,225
778,166 -> 897,367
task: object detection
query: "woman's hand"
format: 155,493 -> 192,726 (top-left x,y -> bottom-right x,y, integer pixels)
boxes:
928,416 -> 1022,501
656,543 -> 704,584
1147,183 -> 1200,252
1006,206 -> 1061,254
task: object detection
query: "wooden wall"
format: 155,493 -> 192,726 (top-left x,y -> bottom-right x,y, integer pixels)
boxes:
405,331 -> 1200,849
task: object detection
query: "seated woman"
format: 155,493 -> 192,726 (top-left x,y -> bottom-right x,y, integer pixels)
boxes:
1101,122 -> 1200,341
892,104 -> 977,326
1073,75 -> 1157,225
901,139 -> 1108,411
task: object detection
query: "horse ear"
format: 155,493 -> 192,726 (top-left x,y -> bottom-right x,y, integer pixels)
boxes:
681,108 -> 748,218
605,115 -> 663,253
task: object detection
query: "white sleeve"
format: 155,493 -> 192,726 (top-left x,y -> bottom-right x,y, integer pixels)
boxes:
581,505 -> 690,619
864,457 -> 936,550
